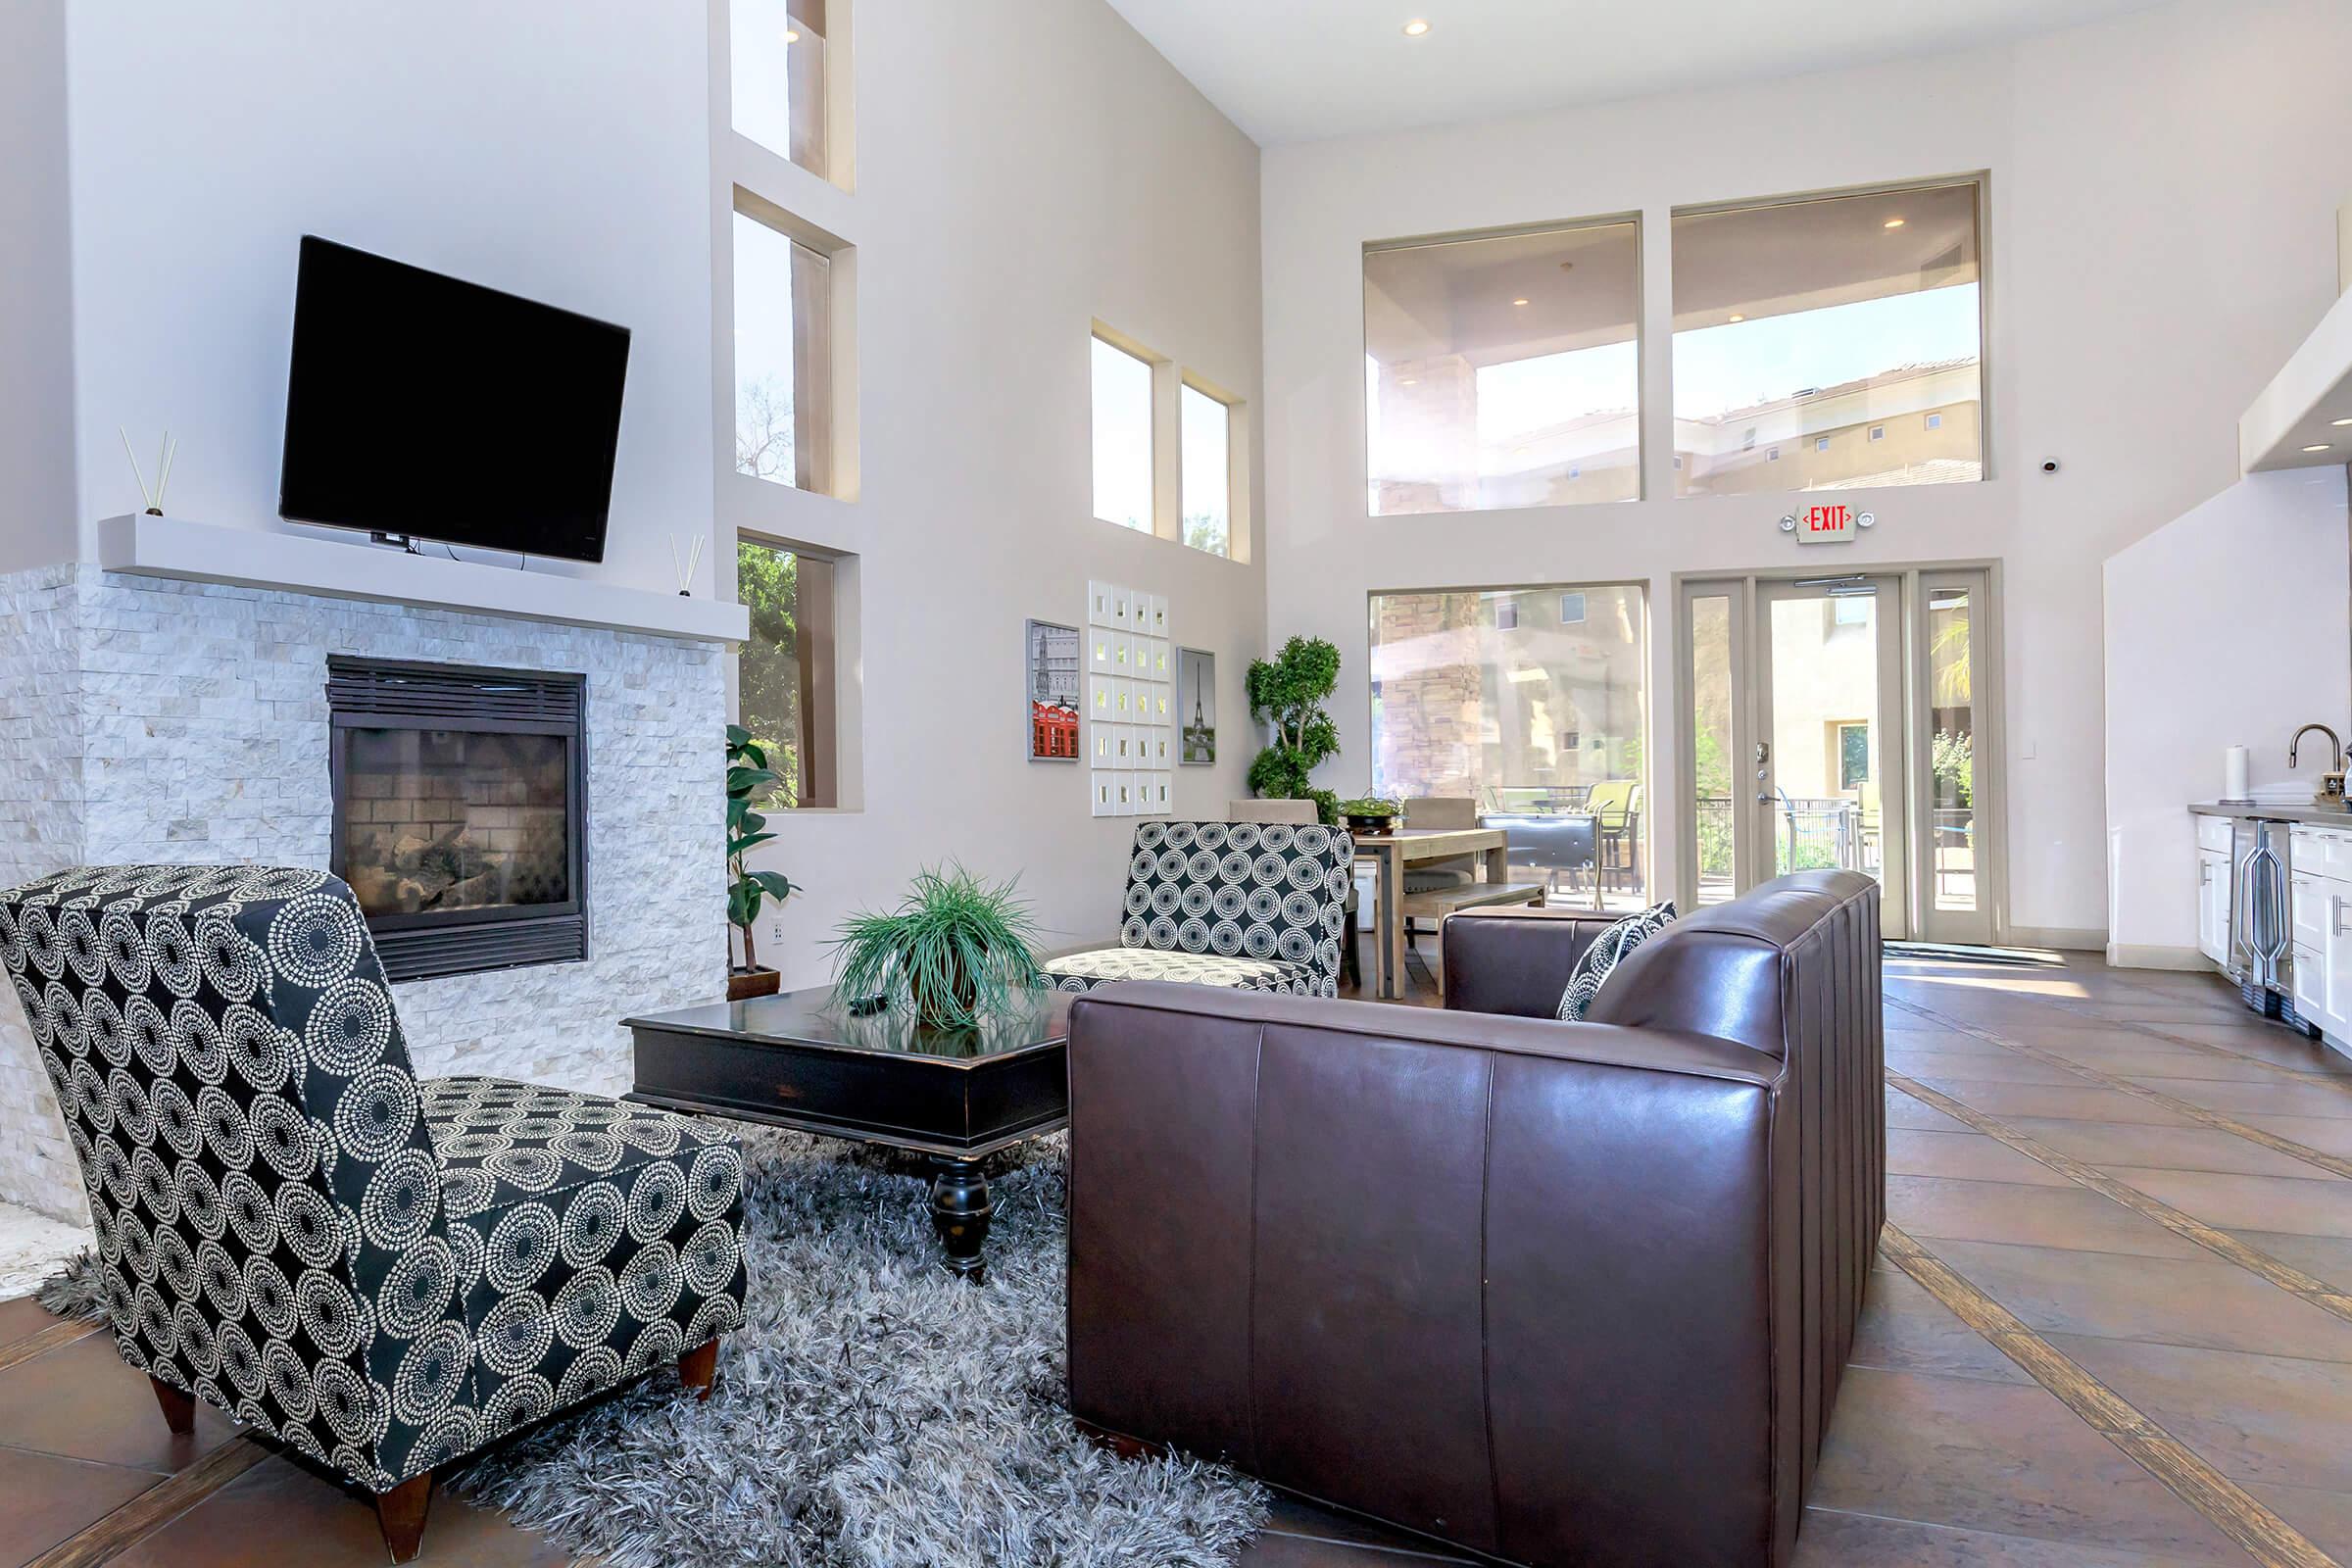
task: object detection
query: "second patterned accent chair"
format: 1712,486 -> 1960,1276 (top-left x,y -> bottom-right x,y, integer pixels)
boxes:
1042,820 -> 1355,999
0,865 -> 750,1564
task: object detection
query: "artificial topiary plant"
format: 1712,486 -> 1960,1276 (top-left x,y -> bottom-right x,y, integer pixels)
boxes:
1246,634 -> 1343,826
726,724 -> 800,974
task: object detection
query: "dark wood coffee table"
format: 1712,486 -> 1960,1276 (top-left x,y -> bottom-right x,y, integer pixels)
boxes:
623,984 -> 1071,1283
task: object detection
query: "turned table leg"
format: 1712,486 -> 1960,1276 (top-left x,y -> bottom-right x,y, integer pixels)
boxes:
930,1157 -> 995,1284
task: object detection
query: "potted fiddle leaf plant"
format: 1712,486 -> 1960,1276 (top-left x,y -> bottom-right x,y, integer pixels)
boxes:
726,724 -> 801,1001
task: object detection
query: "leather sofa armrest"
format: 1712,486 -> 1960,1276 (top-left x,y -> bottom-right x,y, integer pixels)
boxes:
1442,905 -> 1622,1017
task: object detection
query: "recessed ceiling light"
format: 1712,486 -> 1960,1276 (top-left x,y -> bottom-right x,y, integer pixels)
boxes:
1512,297 -> 1530,306
782,27 -> 801,41
1884,217 -> 1906,229
1399,377 -> 1418,386
1401,18 -> 1431,35
2334,417 -> 2352,426
1727,313 -> 1744,322
2305,444 -> 2334,453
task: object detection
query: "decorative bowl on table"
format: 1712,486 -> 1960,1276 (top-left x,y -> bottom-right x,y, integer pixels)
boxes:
1338,798 -> 1403,837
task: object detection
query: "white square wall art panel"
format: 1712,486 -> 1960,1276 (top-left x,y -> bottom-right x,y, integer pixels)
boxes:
1091,771 -> 1115,816
1148,595 -> 1169,636
1148,772 -> 1172,815
1115,772 -> 1138,816
1090,629 -> 1116,672
1089,581 -> 1114,627
1088,674 -> 1115,720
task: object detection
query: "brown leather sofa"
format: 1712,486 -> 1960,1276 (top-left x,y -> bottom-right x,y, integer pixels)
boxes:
1064,870 -> 1882,1568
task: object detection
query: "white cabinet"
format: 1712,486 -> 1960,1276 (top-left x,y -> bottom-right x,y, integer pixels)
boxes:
2196,813 -> 2234,965
2289,825 -> 2352,1047
2197,849 -> 2231,964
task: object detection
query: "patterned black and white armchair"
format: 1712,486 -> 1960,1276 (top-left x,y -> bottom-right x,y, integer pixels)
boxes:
0,865 -> 749,1562
1041,820 -> 1354,999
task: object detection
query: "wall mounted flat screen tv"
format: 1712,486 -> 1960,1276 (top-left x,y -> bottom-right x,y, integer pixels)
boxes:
279,235 -> 630,564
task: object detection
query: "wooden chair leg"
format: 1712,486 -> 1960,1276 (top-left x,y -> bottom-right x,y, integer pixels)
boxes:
679,1338 -> 719,1400
149,1375 -> 194,1435
373,1472 -> 434,1565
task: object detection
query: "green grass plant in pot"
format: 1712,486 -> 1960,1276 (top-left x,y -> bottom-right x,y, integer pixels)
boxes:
828,865 -> 1043,1030
1337,797 -> 1403,836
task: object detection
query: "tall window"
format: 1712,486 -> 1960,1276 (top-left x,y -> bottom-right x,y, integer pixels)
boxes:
1369,584 -> 1649,902
1671,180 -> 1983,496
1364,219 -> 1642,515
1180,383 -> 1231,557
736,537 -> 837,808
1092,335 -> 1153,531
733,205 -> 833,493
729,0 -> 829,179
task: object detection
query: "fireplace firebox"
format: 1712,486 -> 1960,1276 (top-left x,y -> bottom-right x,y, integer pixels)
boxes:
327,657 -> 587,981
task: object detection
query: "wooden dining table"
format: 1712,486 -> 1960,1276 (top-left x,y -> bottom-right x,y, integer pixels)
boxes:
1351,826 -> 1544,1001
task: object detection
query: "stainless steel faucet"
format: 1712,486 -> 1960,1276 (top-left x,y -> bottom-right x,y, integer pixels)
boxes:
2291,724 -> 2347,802
2290,724 -> 2344,771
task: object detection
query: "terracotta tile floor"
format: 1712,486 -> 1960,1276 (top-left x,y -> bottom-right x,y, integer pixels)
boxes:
3,951 -> 2350,1566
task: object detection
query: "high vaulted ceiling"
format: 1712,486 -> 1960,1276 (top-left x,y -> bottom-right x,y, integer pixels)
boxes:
1102,0 -> 2167,147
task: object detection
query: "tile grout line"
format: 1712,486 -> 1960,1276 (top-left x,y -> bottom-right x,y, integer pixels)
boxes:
2049,1002 -> 2352,1087
24,1436 -> 271,1568
1885,1071 -> 2352,1326
1878,1222 -> 2340,1568
0,1317 -> 99,1375
1887,995 -> 2352,1182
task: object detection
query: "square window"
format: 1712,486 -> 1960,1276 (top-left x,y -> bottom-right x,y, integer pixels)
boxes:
1926,412 -> 1943,430
729,0 -> 831,179
1370,584 -> 1648,900
1093,335 -> 1153,532
735,537 -> 838,808
1181,383 -> 1232,557
1365,219 -> 1641,515
1671,181 -> 1982,495
1767,447 -> 1780,462
732,206 -> 834,493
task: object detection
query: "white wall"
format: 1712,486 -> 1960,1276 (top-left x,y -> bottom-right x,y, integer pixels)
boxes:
1259,0 -> 2352,943
34,0 -> 1265,987
0,0 -> 78,575
2104,469 -> 2352,964
59,0 -> 718,596
722,0 -> 1269,979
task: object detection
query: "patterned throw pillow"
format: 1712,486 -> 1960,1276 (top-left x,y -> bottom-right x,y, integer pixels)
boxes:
1555,902 -> 1678,1022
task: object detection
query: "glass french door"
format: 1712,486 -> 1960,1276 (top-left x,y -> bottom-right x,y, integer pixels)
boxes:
1754,576 -> 1908,933
1681,568 -> 2000,943
1912,570 -> 1993,946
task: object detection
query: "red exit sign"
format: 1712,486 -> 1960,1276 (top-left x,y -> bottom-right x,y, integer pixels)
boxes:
1796,503 -> 1855,543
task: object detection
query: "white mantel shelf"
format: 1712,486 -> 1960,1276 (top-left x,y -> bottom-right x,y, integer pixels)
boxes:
95,514 -> 748,644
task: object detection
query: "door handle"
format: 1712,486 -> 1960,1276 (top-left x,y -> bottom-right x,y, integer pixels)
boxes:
2334,897 -> 2349,938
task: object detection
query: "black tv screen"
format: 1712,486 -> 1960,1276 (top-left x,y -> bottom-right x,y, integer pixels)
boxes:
278,236 -> 630,564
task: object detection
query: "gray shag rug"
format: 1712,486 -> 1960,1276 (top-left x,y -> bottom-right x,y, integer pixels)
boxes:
39,1131 -> 1267,1568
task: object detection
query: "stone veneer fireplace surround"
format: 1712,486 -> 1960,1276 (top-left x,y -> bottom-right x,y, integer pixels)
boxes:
0,559 -> 733,1223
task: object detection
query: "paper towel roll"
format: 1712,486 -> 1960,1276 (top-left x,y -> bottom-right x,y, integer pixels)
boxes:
2225,745 -> 2250,802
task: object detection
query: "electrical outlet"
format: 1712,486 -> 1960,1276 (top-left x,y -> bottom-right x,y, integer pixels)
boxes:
768,916 -> 786,946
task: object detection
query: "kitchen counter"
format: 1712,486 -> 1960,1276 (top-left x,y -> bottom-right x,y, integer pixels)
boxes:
2190,800 -> 2352,825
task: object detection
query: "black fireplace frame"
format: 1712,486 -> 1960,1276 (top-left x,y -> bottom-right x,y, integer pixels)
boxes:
325,656 -> 588,982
